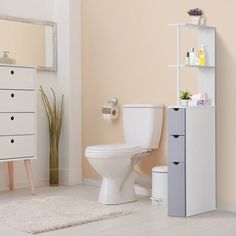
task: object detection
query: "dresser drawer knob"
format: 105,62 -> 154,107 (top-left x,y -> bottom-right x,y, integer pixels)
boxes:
10,70 -> 14,75
11,116 -> 14,120
11,139 -> 14,143
11,93 -> 14,98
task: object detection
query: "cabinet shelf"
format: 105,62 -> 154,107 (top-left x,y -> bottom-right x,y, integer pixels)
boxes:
168,64 -> 215,69
168,105 -> 215,109
168,23 -> 215,30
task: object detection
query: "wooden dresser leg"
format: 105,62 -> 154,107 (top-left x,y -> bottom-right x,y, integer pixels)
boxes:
24,160 -> 36,195
7,161 -> 14,191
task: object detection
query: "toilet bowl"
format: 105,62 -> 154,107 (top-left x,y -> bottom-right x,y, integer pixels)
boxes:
86,144 -> 145,204
85,104 -> 163,205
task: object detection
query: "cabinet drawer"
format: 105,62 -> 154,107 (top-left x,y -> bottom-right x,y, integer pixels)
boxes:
168,162 -> 186,217
168,108 -> 185,135
0,113 -> 35,135
0,67 -> 35,90
0,135 -> 35,160
168,135 -> 185,162
0,90 -> 35,112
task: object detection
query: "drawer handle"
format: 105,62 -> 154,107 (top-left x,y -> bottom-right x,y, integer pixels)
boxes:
173,108 -> 179,111
11,139 -> 14,144
173,135 -> 180,138
173,162 -> 180,165
10,70 -> 14,75
11,116 -> 14,121
11,93 -> 14,98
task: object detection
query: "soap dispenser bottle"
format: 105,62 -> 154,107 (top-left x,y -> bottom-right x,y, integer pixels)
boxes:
198,44 -> 206,66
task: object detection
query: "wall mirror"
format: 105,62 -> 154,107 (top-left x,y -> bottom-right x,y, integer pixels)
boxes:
0,15 -> 57,72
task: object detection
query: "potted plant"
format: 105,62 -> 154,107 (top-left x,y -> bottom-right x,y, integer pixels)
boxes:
187,8 -> 203,25
180,90 -> 191,107
40,86 -> 64,186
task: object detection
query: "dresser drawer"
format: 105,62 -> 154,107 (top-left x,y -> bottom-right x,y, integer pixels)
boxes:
0,113 -> 35,135
0,67 -> 35,90
168,108 -> 185,135
0,90 -> 35,112
0,135 -> 35,160
168,135 -> 185,162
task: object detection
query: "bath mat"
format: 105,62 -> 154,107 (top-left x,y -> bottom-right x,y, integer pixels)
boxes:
0,196 -> 130,234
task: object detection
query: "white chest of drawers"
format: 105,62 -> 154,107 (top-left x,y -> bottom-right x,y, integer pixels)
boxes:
0,64 -> 37,194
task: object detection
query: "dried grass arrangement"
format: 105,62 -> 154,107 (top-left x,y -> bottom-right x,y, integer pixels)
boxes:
40,86 -> 64,186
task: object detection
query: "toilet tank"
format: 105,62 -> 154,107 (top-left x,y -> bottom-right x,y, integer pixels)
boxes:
123,104 -> 163,149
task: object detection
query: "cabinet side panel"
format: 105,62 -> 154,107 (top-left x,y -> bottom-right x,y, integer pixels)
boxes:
186,107 -> 216,216
34,68 -> 37,159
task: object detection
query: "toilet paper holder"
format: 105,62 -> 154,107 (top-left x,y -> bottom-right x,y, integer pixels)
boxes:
102,97 -> 118,116
109,97 -> 118,106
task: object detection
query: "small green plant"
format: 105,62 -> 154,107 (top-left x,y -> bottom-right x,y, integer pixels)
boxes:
180,90 -> 192,100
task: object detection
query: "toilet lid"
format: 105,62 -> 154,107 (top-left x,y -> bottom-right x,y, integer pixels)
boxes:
85,144 -> 143,158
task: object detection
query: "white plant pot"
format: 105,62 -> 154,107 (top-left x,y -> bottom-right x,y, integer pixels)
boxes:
180,100 -> 189,107
191,16 -> 201,25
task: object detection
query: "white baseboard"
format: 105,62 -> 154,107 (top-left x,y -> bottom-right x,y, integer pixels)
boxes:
217,202 -> 236,213
83,178 -> 101,187
60,168 -> 83,186
135,185 -> 152,197
82,178 -> 151,196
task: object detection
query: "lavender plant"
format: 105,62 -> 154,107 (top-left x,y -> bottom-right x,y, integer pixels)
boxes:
187,8 -> 203,16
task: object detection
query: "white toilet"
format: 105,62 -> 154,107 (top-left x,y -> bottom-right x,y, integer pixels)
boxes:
85,104 -> 163,205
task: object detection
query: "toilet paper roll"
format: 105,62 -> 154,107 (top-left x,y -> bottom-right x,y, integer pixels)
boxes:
102,107 -> 118,121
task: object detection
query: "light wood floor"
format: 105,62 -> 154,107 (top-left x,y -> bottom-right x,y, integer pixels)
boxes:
0,185 -> 236,236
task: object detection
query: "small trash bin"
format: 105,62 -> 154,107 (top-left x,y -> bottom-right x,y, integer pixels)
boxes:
151,165 -> 168,205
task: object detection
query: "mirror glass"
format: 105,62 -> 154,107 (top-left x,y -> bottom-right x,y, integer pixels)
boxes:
0,16 -> 57,71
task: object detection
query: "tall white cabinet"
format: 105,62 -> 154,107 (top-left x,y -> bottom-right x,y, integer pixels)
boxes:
0,64 -> 37,194
168,24 -> 216,217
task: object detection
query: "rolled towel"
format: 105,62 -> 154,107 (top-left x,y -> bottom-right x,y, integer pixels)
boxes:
197,99 -> 211,106
189,98 -> 211,106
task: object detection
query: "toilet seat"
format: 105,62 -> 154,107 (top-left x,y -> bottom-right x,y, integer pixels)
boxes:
85,144 -> 143,159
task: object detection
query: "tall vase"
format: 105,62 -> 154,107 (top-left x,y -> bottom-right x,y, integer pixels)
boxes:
49,134 -> 59,186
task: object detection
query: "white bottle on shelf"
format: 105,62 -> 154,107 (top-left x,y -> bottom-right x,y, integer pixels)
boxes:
189,48 -> 195,65
185,52 -> 190,65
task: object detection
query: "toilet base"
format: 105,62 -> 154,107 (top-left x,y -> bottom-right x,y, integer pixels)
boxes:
99,171 -> 137,205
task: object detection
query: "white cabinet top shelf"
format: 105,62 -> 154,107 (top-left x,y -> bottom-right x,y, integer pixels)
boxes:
168,23 -> 215,30
168,105 -> 215,109
168,64 -> 215,69
0,64 -> 36,69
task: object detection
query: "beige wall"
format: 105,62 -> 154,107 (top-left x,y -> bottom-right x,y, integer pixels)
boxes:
82,0 -> 236,211
0,20 -> 46,66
